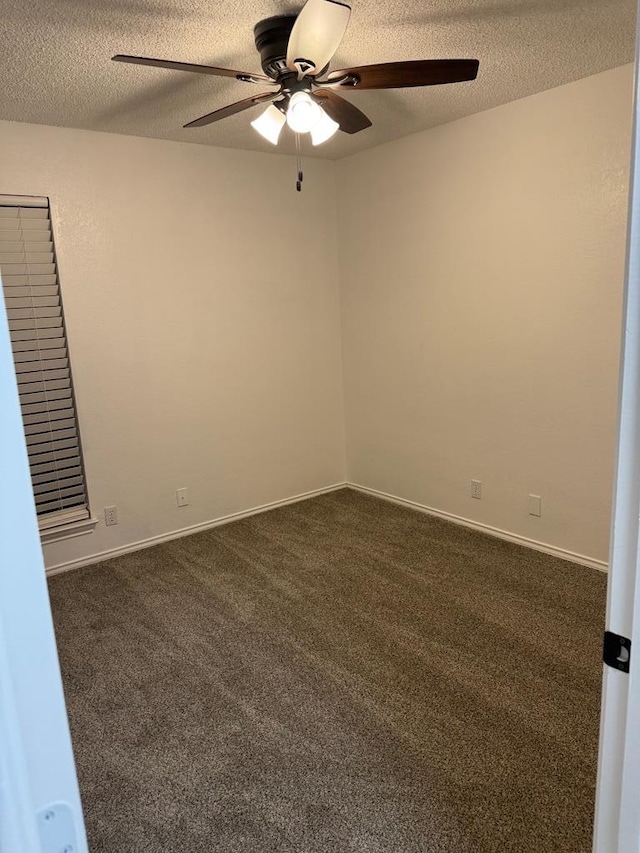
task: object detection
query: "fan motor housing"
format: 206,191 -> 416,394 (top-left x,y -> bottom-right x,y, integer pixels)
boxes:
254,16 -> 297,79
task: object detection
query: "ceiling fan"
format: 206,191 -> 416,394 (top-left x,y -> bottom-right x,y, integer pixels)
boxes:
112,0 -> 479,148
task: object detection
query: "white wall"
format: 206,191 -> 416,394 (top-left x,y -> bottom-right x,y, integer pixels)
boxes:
0,64 -> 632,571
336,64 -> 634,565
0,120 -> 346,570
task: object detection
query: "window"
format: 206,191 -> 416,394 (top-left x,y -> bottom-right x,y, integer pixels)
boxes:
0,195 -> 93,542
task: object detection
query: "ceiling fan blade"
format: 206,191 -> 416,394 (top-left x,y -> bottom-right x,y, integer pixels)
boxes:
184,92 -> 280,128
112,55 -> 275,85
324,59 -> 479,89
286,0 -> 351,77
313,90 -> 371,135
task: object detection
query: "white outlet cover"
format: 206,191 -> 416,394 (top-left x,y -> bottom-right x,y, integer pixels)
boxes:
104,505 -> 118,526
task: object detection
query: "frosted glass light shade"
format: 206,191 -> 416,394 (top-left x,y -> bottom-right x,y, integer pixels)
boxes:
311,108 -> 339,145
286,91 -> 322,134
286,0 -> 351,77
251,105 -> 286,144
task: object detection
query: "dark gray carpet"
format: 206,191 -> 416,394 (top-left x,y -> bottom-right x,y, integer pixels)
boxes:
48,488 -> 607,852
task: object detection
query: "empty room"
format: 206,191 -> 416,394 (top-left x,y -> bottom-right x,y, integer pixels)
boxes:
1,0 -> 638,850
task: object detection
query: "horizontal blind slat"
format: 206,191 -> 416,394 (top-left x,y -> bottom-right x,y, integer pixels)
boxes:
9,317 -> 62,331
35,487 -> 86,505
16,219 -> 51,230
5,296 -> 60,309
18,370 -> 70,390
30,456 -> 80,477
22,404 -> 75,425
24,417 -> 77,436
8,307 -> 62,320
0,223 -> 48,234
19,381 -> 71,400
12,335 -> 66,352
13,347 -> 68,364
37,492 -> 85,508
32,466 -> 83,486
21,409 -> 74,428
28,439 -> 80,462
0,240 -> 53,251
16,206 -> 48,216
15,358 -> 69,374
0,203 -> 48,215
1,263 -> 56,275
6,286 -> 60,299
3,274 -> 58,287
26,427 -> 78,446
39,508 -> 90,531
17,373 -> 70,389
0,252 -> 54,265
11,327 -> 64,343
34,476 -> 84,496
20,388 -> 71,406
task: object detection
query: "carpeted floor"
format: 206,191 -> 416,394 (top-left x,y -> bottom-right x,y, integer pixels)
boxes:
48,488 -> 607,852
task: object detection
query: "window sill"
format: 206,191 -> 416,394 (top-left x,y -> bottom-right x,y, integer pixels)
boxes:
40,516 -> 99,545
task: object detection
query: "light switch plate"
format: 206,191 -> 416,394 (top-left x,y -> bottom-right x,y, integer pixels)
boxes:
528,494 -> 542,517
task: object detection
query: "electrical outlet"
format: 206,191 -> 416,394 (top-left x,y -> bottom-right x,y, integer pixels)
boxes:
471,479 -> 482,500
105,505 -> 118,526
528,494 -> 542,517
176,488 -> 189,507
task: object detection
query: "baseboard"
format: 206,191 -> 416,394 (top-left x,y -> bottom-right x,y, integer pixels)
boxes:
45,482 -> 348,577
347,482 -> 608,573
46,480 -> 608,577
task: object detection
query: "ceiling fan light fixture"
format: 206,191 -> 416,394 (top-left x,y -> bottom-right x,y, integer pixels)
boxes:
114,0 -> 480,155
286,91 -> 322,134
250,104 -> 286,144
310,107 -> 339,145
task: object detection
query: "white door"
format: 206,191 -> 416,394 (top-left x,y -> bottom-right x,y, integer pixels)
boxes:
593,7 -> 640,851
0,282 -> 88,851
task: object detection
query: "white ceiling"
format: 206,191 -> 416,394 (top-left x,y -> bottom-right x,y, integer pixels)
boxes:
0,0 -> 635,160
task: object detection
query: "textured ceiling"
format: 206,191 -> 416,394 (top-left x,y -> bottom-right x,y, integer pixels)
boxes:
0,0 -> 635,160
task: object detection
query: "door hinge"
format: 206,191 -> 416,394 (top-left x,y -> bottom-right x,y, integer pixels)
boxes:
603,631 -> 631,673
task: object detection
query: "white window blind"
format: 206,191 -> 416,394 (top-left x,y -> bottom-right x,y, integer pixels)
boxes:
0,196 -> 89,530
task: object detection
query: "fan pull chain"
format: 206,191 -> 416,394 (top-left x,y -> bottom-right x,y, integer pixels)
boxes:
295,133 -> 304,192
